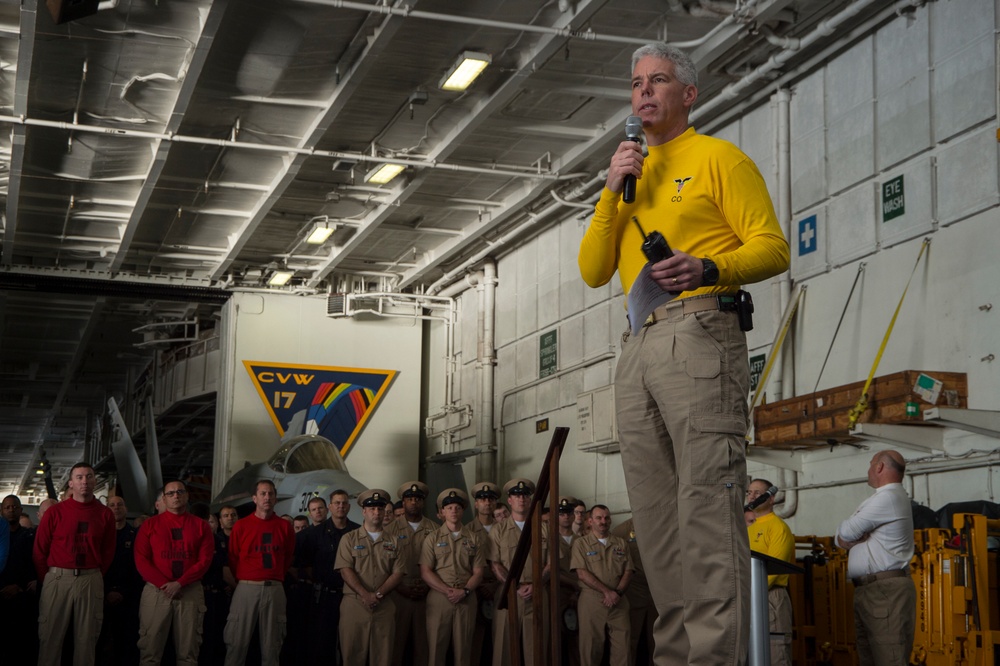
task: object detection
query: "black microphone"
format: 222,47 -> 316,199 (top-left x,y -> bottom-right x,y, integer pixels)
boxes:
743,485 -> 778,512
621,115 -> 643,204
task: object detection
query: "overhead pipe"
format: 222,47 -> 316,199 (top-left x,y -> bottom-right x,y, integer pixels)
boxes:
0,114 -> 581,182
770,88 -> 792,403
480,259 -> 498,482
427,174 -> 605,295
692,0 -> 927,122
300,0 -> 652,46
669,0 -> 760,49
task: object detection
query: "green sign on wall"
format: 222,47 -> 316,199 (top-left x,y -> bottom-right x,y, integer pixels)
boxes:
539,330 -> 558,378
882,175 -> 905,222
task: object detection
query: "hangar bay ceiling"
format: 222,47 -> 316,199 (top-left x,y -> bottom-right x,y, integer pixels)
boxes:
0,0 -> 903,498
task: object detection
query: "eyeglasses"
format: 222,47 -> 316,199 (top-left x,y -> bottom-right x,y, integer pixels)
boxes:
163,489 -> 187,497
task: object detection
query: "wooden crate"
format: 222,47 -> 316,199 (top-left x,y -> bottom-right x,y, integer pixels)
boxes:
753,370 -> 967,450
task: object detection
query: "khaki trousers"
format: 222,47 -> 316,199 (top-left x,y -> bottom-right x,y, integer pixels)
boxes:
854,576 -> 915,666
223,582 -> 286,666
577,590 -> 631,666
767,586 -> 792,666
426,589 -> 476,666
491,590 -> 548,666
615,309 -> 751,666
137,581 -> 206,665
37,568 -> 104,666
390,593 -> 429,666
628,601 -> 656,665
339,593 -> 396,666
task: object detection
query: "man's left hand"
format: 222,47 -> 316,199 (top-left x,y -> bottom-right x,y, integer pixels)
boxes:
160,581 -> 182,599
649,251 -> 704,292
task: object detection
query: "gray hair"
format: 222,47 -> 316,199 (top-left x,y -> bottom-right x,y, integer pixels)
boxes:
631,43 -> 698,87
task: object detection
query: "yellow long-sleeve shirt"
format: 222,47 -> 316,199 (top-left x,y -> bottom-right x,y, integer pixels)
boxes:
578,126 -> 790,298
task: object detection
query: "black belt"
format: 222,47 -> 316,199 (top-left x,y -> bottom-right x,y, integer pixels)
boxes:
852,568 -> 909,587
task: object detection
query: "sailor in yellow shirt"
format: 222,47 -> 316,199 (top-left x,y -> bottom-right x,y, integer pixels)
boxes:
578,42 -> 790,666
746,480 -> 795,666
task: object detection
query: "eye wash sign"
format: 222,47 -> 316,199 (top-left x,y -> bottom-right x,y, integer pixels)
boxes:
882,175 -> 905,222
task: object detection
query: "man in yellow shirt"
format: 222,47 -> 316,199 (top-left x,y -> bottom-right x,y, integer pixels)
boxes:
578,42 -> 790,665
746,479 -> 795,666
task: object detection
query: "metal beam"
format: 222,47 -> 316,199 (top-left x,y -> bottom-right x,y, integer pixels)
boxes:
305,0 -> 612,288
848,423 -> 945,453
16,297 -> 107,495
210,1 -> 417,281
689,0 -> 799,69
2,0 -> 37,266
110,0 -> 230,272
922,408 -> 1000,440
395,105 -> 628,289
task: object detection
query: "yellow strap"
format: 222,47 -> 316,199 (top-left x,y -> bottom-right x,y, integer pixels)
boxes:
749,285 -> 806,416
847,238 -> 931,429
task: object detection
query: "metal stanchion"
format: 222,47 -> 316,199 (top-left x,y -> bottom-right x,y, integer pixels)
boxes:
749,551 -> 803,666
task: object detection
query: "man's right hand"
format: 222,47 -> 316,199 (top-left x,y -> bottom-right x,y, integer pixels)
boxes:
605,140 -> 645,193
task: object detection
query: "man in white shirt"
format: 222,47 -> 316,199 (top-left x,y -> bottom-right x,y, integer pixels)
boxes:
835,450 -> 915,666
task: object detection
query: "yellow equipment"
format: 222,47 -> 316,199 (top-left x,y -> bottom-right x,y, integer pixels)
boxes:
789,514 -> 999,666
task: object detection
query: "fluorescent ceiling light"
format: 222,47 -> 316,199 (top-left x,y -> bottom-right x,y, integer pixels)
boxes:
365,163 -> 405,185
440,51 -> 491,91
268,271 -> 294,286
306,224 -> 335,244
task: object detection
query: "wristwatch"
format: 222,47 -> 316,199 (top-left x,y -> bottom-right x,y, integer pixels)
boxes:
375,591 -> 384,599
463,588 -> 472,597
614,588 -> 625,596
701,258 -> 719,286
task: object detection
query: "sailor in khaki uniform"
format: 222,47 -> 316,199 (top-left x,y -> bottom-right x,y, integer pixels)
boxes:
556,496 -> 582,666
384,480 -> 438,666
419,489 -> 486,666
570,504 -> 634,666
488,478 -> 549,666
611,518 -> 656,665
335,489 -> 405,666
467,481 -> 501,666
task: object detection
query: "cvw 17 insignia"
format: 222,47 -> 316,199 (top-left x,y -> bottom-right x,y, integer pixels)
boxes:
674,176 -> 692,193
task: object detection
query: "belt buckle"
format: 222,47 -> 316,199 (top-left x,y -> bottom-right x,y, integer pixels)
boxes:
73,568 -> 81,577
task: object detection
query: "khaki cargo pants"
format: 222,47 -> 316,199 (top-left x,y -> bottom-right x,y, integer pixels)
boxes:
615,306 -> 751,666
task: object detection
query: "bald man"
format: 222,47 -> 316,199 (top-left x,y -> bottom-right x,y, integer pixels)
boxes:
836,450 -> 915,666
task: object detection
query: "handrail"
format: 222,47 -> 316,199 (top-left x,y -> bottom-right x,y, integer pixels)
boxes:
495,426 -> 569,666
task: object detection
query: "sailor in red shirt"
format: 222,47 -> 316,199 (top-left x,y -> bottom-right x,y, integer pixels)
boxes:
134,479 -> 214,665
223,479 -> 296,666
32,462 -> 116,666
